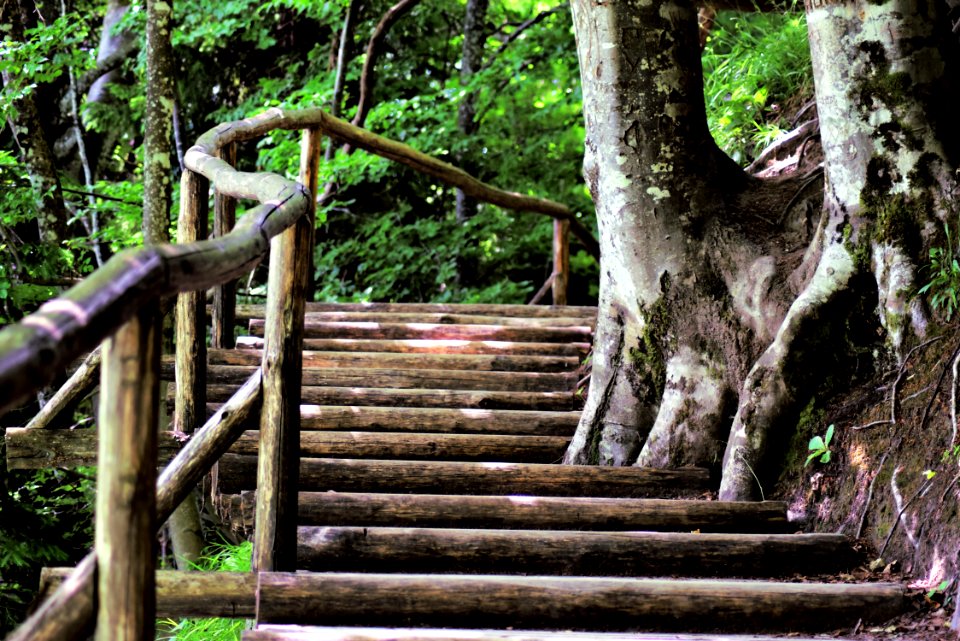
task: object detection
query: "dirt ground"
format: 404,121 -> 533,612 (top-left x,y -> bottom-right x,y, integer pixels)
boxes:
772,328 -> 960,640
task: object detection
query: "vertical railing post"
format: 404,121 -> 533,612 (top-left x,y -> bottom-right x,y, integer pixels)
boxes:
175,168 -> 209,438
95,303 -> 161,641
212,142 -> 238,349
254,127 -> 321,572
552,218 -> 570,306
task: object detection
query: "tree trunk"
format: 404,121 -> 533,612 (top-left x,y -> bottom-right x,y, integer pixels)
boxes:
455,0 -> 489,225
1,0 -> 69,246
564,0 -> 958,500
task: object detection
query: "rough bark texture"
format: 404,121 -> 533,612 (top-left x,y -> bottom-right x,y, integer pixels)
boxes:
564,0 -> 960,501
455,0 -> 489,226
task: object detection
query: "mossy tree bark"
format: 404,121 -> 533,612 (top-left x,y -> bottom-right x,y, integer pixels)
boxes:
564,0 -> 959,501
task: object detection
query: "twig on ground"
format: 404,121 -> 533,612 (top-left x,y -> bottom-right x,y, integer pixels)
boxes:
940,471 -> 960,504
857,445 -> 893,540
920,338 -> 960,432
879,473 -> 935,558
852,336 -> 942,430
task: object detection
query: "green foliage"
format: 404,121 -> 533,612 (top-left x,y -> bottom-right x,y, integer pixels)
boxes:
702,4 -> 813,164
156,541 -> 252,641
918,222 -> 960,321
805,424 -> 835,466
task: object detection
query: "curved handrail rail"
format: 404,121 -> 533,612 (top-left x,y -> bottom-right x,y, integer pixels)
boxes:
0,106 -> 596,419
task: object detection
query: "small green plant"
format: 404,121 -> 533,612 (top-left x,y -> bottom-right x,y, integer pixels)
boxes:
805,424 -> 834,466
918,222 -> 960,321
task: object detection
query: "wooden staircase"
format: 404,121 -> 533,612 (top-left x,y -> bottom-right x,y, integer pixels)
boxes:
209,302 -> 904,640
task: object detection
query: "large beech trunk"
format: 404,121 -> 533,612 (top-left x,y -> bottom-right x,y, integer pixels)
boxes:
565,0 -> 959,500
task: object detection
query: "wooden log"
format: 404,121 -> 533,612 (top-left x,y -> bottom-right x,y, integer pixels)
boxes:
95,306 -> 161,641
249,320 -> 593,343
295,312 -> 594,328
203,386 -> 579,411
212,141 -> 238,349
293,493 -> 787,532
254,127 -> 319,572
236,337 -> 590,357
216,456 -> 710,497
7,372 -> 261,641
24,346 -> 101,429
161,363 -> 577,393
207,348 -> 582,373
4,427 -> 182,469
232,432 -> 571,463
174,168 -> 209,436
297,406 -> 580,435
254,573 -> 904,630
296,527 -> 858,576
39,568 -> 256,618
243,625 -> 843,641
232,302 -> 598,320
551,219 -> 569,306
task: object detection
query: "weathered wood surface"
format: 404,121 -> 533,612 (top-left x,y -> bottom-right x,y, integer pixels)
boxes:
212,141 -> 238,349
296,406 -> 579,434
293,494 -> 789,532
40,568 -> 256,618
4,427 -> 182,469
174,169 -> 209,435
216,456 -> 710,496
254,127 -> 319,573
160,363 -> 576,392
233,432 -> 571,462
552,218 -> 569,306
231,302 -> 598,319
207,348 -> 581,372
293,312 -> 593,327
202,385 -> 579,411
95,308 -> 160,641
296,527 -> 857,576
7,373 -> 262,641
24,346 -> 101,429
254,573 -> 903,630
249,320 -> 593,343
237,337 -> 590,357
243,625 -> 841,641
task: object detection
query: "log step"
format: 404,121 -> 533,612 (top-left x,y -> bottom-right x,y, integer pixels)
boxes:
254,573 -> 904,631
215,455 -> 711,496
204,386 -> 580,410
161,364 -> 576,393
249,320 -> 593,343
296,406 -> 581,435
207,349 -> 582,373
244,626 -> 842,641
298,312 -> 595,328
291,493 -> 789,532
296,527 -> 858,577
233,432 -> 571,463
234,302 -> 598,319
237,337 -> 590,356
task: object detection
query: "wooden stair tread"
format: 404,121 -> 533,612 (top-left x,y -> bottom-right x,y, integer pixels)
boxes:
236,337 -> 590,356
296,527 -> 857,576
249,320 -> 593,343
292,493 -> 788,532
161,363 -> 577,393
234,302 -> 599,319
299,312 -> 596,328
244,627 -> 845,641
207,349 -> 582,372
233,432 -> 571,462
215,455 -> 711,496
297,406 -> 581,434
253,573 -> 904,631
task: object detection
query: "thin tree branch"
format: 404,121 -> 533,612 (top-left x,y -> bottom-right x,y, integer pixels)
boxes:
326,0 -> 361,162
480,4 -> 565,72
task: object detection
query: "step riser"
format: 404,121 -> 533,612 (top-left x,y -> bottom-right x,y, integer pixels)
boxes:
296,527 -> 858,577
214,455 -> 711,497
293,494 -> 788,532
255,573 -> 903,632
160,364 -> 577,393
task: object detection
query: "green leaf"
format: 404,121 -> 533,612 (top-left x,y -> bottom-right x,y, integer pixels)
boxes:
808,435 -> 825,451
820,451 -> 831,464
824,424 -> 834,446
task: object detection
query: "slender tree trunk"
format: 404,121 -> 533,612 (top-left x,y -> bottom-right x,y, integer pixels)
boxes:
144,0 -> 205,567
1,0 -> 69,246
455,0 -> 489,225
